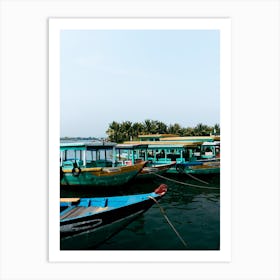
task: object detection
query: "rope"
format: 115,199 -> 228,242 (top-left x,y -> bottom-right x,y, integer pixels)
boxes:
149,196 -> 188,248
186,173 -> 209,185
153,173 -> 220,190
146,169 -> 209,186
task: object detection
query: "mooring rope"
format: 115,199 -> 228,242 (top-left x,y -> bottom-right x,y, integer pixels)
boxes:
146,169 -> 209,187
149,196 -> 188,248
153,173 -> 220,190
186,173 -> 209,185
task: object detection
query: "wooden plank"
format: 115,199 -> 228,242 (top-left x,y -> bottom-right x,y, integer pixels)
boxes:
60,198 -> 80,203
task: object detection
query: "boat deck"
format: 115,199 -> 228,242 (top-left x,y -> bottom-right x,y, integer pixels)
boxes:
61,206 -> 109,220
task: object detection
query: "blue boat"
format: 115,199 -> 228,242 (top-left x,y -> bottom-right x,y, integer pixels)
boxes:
60,184 -> 168,250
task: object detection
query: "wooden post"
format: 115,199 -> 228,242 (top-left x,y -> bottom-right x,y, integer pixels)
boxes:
131,149 -> 135,165
60,151 -> 63,166
112,147 -> 116,167
83,150 -> 86,166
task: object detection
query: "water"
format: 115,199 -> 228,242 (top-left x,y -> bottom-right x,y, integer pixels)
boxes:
60,173 -> 220,250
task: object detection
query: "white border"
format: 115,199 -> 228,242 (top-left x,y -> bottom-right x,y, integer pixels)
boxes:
49,18 -> 231,262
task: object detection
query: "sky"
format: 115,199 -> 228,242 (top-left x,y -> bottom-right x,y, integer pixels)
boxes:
60,30 -> 220,138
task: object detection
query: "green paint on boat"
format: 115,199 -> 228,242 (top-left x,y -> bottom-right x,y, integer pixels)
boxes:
60,142 -> 146,187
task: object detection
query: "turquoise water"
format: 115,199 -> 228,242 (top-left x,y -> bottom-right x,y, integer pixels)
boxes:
60,173 -> 220,250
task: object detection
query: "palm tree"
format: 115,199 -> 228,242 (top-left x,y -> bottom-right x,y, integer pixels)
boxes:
132,122 -> 144,139
120,121 -> 133,141
155,121 -> 168,134
106,121 -> 220,141
106,121 -> 120,142
168,123 -> 182,135
213,123 -> 220,135
143,119 -> 152,134
193,123 -> 211,136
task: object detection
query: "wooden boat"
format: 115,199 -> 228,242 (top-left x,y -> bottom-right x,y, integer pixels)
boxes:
137,161 -> 176,179
60,184 -> 168,249
60,142 -> 146,187
176,160 -> 220,174
120,142 -> 198,174
115,143 -> 176,178
122,138 -> 220,174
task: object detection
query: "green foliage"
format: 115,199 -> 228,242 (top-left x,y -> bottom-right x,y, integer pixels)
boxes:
106,120 -> 220,143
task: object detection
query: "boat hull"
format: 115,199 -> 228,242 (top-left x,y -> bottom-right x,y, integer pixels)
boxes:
136,161 -> 176,179
61,208 -> 147,250
60,185 -> 167,250
176,161 -> 220,175
60,162 -> 145,187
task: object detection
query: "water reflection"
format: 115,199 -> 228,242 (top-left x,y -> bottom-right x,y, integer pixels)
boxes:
61,173 -> 220,250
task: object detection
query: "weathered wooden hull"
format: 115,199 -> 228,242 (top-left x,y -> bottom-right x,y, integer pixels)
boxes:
60,184 -> 167,249
60,162 -> 146,187
61,208 -> 147,250
136,161 -> 176,179
176,161 -> 220,175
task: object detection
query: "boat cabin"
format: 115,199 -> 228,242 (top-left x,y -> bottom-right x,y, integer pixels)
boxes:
115,144 -> 149,165
60,141 -> 118,169
200,141 -> 220,159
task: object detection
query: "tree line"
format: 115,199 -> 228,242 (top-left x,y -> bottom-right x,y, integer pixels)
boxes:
106,120 -> 220,143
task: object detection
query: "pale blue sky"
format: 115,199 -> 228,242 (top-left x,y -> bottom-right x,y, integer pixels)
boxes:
60,30 -> 220,138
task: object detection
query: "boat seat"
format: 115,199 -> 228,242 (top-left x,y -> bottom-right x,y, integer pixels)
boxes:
90,198 -> 108,207
78,199 -> 90,207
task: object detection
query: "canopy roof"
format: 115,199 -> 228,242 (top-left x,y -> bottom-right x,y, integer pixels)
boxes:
60,141 -> 117,151
123,141 -> 202,149
138,134 -> 178,138
161,136 -> 216,142
115,144 -> 149,150
202,141 -> 220,146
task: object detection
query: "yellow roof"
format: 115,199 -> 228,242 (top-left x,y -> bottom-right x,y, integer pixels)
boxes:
138,134 -> 179,138
162,136 -> 213,141
123,141 -> 202,147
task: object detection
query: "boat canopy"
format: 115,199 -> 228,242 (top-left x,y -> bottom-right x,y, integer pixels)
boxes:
147,144 -> 187,150
60,142 -> 87,151
138,134 -> 179,141
115,144 -> 149,150
85,142 -> 117,150
161,136 -> 215,142
60,141 -> 117,151
202,141 -> 220,146
123,141 -> 201,148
